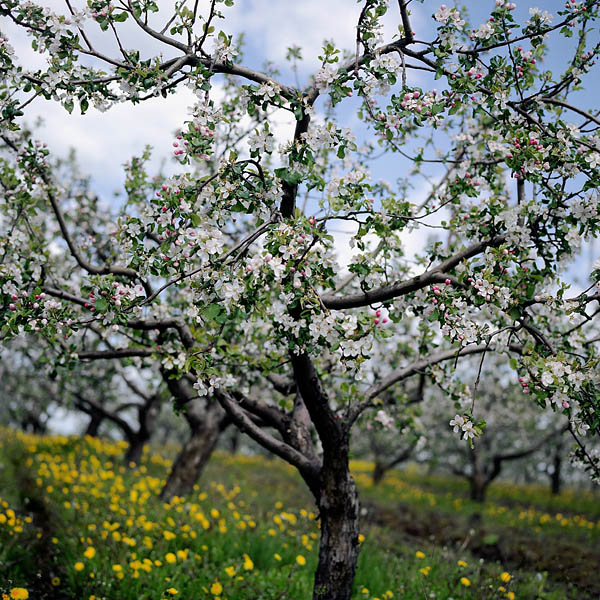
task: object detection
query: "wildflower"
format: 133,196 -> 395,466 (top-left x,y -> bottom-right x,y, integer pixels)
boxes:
273,553 -> 282,561
112,564 -> 122,572
51,577 -> 61,586
505,593 -> 515,600
296,555 -> 306,566
361,588 -> 369,594
415,551 -> 426,559
74,562 -> 85,571
450,415 -> 465,432
225,566 -> 236,576
358,533 -> 365,544
460,577 -> 471,587
457,560 -> 467,567
84,546 -> 96,559
163,530 -> 176,540
165,552 -> 176,564
166,589 -> 178,596
419,566 -> 431,575
210,582 -> 223,595
243,553 -> 254,570
500,572 -> 511,583
10,590 -> 29,600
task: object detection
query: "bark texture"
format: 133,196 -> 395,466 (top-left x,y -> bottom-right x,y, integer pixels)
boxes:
160,401 -> 228,501
312,449 -> 360,600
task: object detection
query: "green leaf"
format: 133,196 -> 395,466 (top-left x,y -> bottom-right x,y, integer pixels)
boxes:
203,303 -> 221,320
94,298 -> 108,313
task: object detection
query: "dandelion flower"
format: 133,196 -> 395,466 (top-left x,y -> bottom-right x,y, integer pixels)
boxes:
500,572 -> 511,583
74,562 -> 85,572
210,582 -> 223,595
415,551 -> 425,559
84,547 -> 96,559
296,555 -> 306,566
457,560 -> 467,567
460,577 -> 471,587
165,552 -> 176,564
10,589 -> 29,600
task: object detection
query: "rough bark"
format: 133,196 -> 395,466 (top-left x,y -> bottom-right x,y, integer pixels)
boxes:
312,444 -> 360,600
160,402 -> 228,501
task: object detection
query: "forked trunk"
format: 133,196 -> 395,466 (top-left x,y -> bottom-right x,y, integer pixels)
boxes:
312,449 -> 360,600
160,421 -> 222,501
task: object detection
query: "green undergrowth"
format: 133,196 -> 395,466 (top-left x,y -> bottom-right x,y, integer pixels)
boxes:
0,429 -> 596,600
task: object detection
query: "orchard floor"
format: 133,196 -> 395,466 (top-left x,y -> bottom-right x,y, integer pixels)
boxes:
1,430 -> 598,600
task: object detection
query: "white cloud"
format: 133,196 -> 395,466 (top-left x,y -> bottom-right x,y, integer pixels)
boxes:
6,1 -> 427,195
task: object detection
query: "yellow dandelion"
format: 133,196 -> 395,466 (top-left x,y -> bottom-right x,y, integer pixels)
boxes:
166,589 -> 178,596
500,572 -> 511,583
296,555 -> 306,566
505,593 -> 515,600
273,553 -> 282,561
415,551 -> 425,559
74,562 -> 85,572
10,589 -> 29,600
210,581 -> 223,595
457,560 -> 467,567
243,553 -> 254,570
460,577 -> 471,587
83,547 -> 96,559
225,566 -> 236,577
165,552 -> 176,564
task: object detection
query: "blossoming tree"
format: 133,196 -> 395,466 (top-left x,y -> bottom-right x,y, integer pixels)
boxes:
2,0 -> 600,597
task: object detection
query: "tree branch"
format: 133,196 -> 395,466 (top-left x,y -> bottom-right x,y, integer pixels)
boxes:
321,235 -> 505,309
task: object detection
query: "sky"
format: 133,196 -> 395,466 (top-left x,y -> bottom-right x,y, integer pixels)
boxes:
3,1 -> 599,271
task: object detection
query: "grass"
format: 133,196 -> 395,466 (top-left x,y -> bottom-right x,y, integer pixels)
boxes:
0,428 -> 597,599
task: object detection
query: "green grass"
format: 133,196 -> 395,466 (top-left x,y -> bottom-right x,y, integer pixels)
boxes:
0,429 -> 597,600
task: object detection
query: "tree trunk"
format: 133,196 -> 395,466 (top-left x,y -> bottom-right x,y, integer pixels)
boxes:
84,412 -> 103,437
469,476 -> 488,503
124,433 -> 148,466
372,461 -> 386,485
312,447 -> 360,600
229,428 -> 240,455
160,418 -> 224,501
551,451 -> 562,496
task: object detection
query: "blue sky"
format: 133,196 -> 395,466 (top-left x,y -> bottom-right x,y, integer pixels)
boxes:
5,0 -> 599,275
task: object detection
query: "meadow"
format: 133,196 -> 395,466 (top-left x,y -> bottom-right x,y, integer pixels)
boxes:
1,429 -> 598,600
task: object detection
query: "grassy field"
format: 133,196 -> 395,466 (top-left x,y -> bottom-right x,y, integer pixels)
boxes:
0,429 -> 598,600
